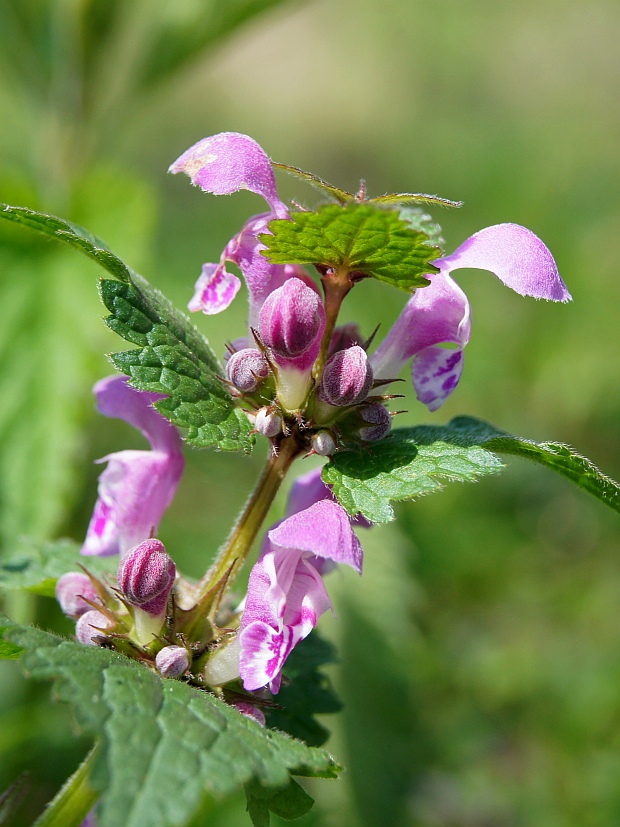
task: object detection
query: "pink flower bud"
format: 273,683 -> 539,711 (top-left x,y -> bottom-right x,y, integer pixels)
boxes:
255,407 -> 282,438
76,610 -> 114,646
319,345 -> 373,407
259,278 -> 325,361
357,403 -> 392,442
55,572 -> 100,619
155,645 -> 190,678
311,431 -> 337,456
226,348 -> 270,393
233,701 -> 266,726
117,539 -> 176,617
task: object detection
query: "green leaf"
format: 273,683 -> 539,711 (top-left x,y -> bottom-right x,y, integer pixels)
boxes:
0,203 -> 134,283
101,277 -> 254,452
323,416 -> 620,524
3,619 -> 340,827
245,778 -> 314,827
368,192 -> 463,208
265,632 -> 342,748
323,422 -> 505,523
261,203 -> 440,292
272,163 -> 353,205
0,772 -> 30,824
0,537 -> 116,596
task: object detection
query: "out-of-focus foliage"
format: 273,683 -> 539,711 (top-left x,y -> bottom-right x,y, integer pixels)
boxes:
1,0 -> 619,825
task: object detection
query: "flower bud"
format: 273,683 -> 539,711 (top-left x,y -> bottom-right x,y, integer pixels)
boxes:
226,348 -> 270,393
356,403 -> 392,442
259,278 -> 325,360
319,345 -> 373,407
311,430 -> 337,456
203,636 -> 241,686
117,539 -> 176,617
55,572 -> 100,619
255,407 -> 282,438
76,610 -> 114,646
156,645 -> 190,678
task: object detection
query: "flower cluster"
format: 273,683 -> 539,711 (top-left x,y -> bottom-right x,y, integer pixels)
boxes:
57,133 -> 570,714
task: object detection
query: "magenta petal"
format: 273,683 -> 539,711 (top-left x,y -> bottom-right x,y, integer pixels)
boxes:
187,262 -> 241,315
436,223 -> 571,302
169,132 -> 288,218
286,467 -> 372,529
370,271 -> 470,382
268,499 -> 363,574
411,346 -> 465,411
239,620 -> 294,691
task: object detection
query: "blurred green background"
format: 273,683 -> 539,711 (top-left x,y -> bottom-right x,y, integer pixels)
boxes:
1,0 -> 619,824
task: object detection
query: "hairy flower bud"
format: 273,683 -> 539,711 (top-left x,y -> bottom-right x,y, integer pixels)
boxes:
226,348 -> 270,393
259,278 -> 325,360
311,431 -> 337,456
233,701 -> 266,726
155,645 -> 190,678
356,403 -> 392,442
255,407 -> 282,438
55,572 -> 100,619
76,610 -> 114,646
117,539 -> 176,617
319,345 -> 373,407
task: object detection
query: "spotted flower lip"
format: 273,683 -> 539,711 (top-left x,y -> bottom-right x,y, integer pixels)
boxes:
371,222 -> 570,411
239,497 -> 363,693
81,376 -> 184,558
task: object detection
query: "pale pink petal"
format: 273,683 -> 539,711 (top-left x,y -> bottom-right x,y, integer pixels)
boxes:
239,620 -> 295,691
286,467 -> 372,529
411,346 -> 465,412
187,262 -> 241,315
169,132 -> 288,218
436,223 -> 571,302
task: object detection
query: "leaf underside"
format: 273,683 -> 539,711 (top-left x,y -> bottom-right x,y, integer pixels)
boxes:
261,202 -> 440,292
3,619 -> 340,827
323,416 -> 620,523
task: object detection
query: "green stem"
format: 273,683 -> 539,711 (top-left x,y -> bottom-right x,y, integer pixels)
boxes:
198,435 -> 303,598
34,742 -> 101,827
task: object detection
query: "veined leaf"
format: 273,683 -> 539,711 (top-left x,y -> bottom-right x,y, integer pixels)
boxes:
101,278 -> 254,452
245,778 -> 313,827
272,163 -> 353,205
3,618 -> 340,827
323,416 -> 620,523
261,202 -> 440,292
367,192 -> 463,208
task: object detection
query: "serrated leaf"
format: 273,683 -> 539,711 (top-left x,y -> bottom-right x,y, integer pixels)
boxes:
0,537 -> 116,596
261,203 -> 440,292
323,422 -> 505,523
265,632 -> 342,748
399,206 -> 445,253
3,618 -> 340,827
101,278 -> 254,452
0,627 -> 22,659
245,777 -> 313,827
0,203 -> 134,283
323,416 -> 620,523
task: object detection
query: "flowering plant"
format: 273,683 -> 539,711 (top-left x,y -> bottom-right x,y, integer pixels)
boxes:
0,133 -> 618,827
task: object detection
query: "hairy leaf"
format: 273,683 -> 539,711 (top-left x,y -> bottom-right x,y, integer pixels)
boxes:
0,203 -> 134,283
0,627 -> 22,660
261,203 -> 440,291
265,632 -> 342,748
0,538 -> 116,596
3,619 -> 340,827
367,192 -> 462,208
272,163 -> 352,205
324,416 -> 620,523
101,278 -> 254,452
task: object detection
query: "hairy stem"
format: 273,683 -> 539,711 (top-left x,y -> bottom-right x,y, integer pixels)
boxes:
34,743 -> 100,827
198,435 -> 303,597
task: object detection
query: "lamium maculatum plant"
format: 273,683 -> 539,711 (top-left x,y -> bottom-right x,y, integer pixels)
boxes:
0,133 -> 619,827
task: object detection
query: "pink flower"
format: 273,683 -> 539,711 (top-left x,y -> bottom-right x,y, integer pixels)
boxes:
81,376 -> 184,558
370,223 -> 571,411
239,497 -> 363,693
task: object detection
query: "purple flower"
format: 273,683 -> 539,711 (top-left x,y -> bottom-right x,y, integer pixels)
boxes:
55,572 -> 100,619
239,497 -> 363,693
117,539 -> 176,616
319,345 -> 374,407
370,223 -> 571,411
82,376 -> 184,558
